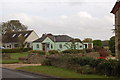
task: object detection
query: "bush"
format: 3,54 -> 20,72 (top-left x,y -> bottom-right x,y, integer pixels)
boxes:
42,58 -> 52,66
62,49 -> 83,54
77,65 -> 96,74
48,50 -> 59,54
111,53 -> 115,57
22,48 -> 32,52
96,60 -> 120,76
85,49 -> 93,53
69,57 -> 96,66
2,48 -> 32,53
2,48 -> 21,53
30,50 -> 45,55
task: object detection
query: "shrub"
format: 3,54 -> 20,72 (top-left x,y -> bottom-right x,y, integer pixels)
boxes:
42,58 -> 52,66
85,49 -> 93,53
48,50 -> 59,54
69,57 -> 95,66
2,48 -> 21,53
77,65 -> 96,74
96,60 -> 120,76
30,50 -> 45,55
111,53 -> 115,57
62,49 -> 83,54
22,48 -> 32,52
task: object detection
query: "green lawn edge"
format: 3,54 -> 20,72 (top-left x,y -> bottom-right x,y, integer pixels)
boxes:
2,53 -> 29,64
16,66 -> 109,78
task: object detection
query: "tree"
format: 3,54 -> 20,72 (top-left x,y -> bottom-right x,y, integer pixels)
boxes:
93,40 -> 102,47
0,20 -> 28,34
83,38 -> 92,42
64,38 -> 82,50
18,35 -> 27,48
109,36 -> 115,53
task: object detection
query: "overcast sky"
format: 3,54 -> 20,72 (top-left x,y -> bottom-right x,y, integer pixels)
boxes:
0,0 -> 117,40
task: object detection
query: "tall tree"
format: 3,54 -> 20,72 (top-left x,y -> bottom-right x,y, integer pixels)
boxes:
0,20 -> 28,34
93,40 -> 102,47
83,38 -> 92,42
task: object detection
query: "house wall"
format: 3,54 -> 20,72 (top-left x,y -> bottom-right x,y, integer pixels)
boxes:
33,37 -> 85,51
25,31 -> 39,48
115,7 -> 120,59
54,42 -> 69,51
33,42 -> 42,50
83,42 -> 93,49
42,37 -> 55,50
2,43 -> 18,49
33,37 -> 55,51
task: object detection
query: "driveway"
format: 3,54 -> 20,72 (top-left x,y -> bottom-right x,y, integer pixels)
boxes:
2,64 -> 41,69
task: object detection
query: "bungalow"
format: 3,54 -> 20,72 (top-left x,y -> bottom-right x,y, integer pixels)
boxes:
33,34 -> 93,52
2,30 -> 39,49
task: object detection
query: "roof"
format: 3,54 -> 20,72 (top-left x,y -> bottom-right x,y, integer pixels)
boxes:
2,30 -> 33,43
33,34 -> 74,42
111,1 -> 120,14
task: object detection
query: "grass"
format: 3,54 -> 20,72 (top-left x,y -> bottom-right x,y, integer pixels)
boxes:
17,66 -> 109,78
2,52 -> 29,64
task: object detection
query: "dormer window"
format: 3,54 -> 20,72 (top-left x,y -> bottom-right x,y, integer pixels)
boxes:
12,34 -> 16,37
24,33 -> 28,37
18,34 -> 22,37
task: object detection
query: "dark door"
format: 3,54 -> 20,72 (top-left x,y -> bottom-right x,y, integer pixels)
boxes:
42,43 -> 46,51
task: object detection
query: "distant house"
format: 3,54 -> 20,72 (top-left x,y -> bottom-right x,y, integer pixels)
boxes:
102,40 -> 109,49
2,30 -> 39,49
33,34 -> 93,52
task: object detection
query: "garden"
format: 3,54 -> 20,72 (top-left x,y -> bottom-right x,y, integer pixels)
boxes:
1,47 -> 120,78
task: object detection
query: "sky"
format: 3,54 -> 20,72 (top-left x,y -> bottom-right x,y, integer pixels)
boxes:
0,0 -> 117,40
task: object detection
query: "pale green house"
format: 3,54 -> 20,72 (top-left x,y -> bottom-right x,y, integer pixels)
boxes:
33,34 -> 93,52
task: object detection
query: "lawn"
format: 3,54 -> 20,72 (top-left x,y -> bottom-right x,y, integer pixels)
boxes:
2,53 -> 29,64
17,66 -> 109,78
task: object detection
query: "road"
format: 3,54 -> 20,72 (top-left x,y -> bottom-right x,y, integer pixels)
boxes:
1,68 -> 66,80
2,67 -> 51,79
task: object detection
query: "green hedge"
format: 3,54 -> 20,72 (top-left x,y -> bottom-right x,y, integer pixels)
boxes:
2,48 -> 32,53
29,50 -> 45,55
48,50 -> 59,54
62,49 -> 83,54
43,54 -> 120,76
96,60 -> 120,76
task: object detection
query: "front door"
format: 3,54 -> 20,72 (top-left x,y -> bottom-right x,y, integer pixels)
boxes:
42,43 -> 46,51
42,43 -> 50,52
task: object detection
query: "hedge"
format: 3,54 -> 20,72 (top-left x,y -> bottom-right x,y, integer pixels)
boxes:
42,54 -> 120,76
2,48 -> 32,53
62,49 -> 83,54
48,50 -> 59,54
29,50 -> 45,55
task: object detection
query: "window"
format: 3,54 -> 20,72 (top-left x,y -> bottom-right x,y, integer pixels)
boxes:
24,33 -> 28,37
59,44 -> 62,48
9,45 -> 11,48
12,34 -> 16,37
80,46 -> 82,48
46,44 -> 49,48
27,43 -> 30,48
14,44 -> 18,47
51,44 -> 53,49
18,34 -> 22,37
36,44 -> 39,48
84,44 -> 87,49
